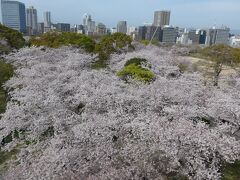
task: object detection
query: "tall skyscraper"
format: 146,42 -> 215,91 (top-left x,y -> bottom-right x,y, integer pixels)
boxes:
153,10 -> 171,27
82,13 -> 96,35
44,11 -> 51,32
117,21 -> 127,34
1,0 -> 26,33
83,13 -> 91,26
26,6 -> 38,35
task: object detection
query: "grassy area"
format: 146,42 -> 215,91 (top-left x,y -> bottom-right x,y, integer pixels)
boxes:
221,160 -> 240,180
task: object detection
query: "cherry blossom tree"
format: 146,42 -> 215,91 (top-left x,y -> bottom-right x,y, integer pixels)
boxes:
0,45 -> 240,179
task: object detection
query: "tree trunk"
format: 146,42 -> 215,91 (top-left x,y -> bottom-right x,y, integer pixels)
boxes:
213,62 -> 222,86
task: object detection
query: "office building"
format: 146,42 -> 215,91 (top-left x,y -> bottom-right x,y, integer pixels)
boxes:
96,23 -> 107,35
153,10 -> 171,27
188,30 -> 200,44
127,27 -> 136,35
1,0 -> 26,33
214,28 -> 230,44
137,25 -> 162,42
138,26 -> 147,41
37,22 -> 44,34
83,13 -> 91,26
205,28 -> 230,46
111,27 -> 117,34
198,30 -> 207,44
82,13 -> 96,35
44,11 -> 51,32
145,26 -> 161,41
176,33 -> 192,46
56,23 -> 70,32
117,21 -> 127,34
87,20 -> 95,34
26,6 -> 38,35
161,27 -> 177,43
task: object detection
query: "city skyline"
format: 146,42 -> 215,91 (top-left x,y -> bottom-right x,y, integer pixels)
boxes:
0,0 -> 240,30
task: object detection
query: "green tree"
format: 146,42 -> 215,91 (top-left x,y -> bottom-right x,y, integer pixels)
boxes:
93,33 -> 134,69
30,32 -> 96,53
116,58 -> 155,83
201,45 -> 240,86
0,24 -> 25,52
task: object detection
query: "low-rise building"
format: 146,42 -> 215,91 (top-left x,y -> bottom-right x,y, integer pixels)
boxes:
230,36 -> 240,48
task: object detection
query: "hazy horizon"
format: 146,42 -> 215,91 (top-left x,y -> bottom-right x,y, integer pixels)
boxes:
1,0 -> 240,30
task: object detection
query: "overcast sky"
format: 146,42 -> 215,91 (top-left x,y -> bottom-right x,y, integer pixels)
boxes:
1,0 -> 240,29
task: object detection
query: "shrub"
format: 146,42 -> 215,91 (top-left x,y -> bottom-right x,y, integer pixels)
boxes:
177,63 -> 188,73
30,32 -> 96,53
0,61 -> 14,85
124,58 -> 147,67
117,58 -> 155,83
0,61 -> 13,114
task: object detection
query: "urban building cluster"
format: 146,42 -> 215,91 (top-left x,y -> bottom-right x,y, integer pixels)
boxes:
1,0 -> 239,47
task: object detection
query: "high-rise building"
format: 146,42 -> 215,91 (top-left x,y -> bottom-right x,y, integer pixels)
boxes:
96,23 -> 107,35
188,30 -> 200,44
127,27 -> 137,35
37,22 -> 44,34
214,28 -> 230,44
137,25 -> 162,42
83,13 -> 91,26
117,21 -> 127,34
56,23 -> 70,32
1,0 -> 26,33
44,11 -> 51,32
26,6 -> 38,35
153,10 -> 171,27
82,13 -> 95,35
205,28 -> 230,46
161,27 -> 177,43
87,20 -> 95,34
137,26 -> 147,41
145,26 -> 161,41
198,30 -> 207,44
